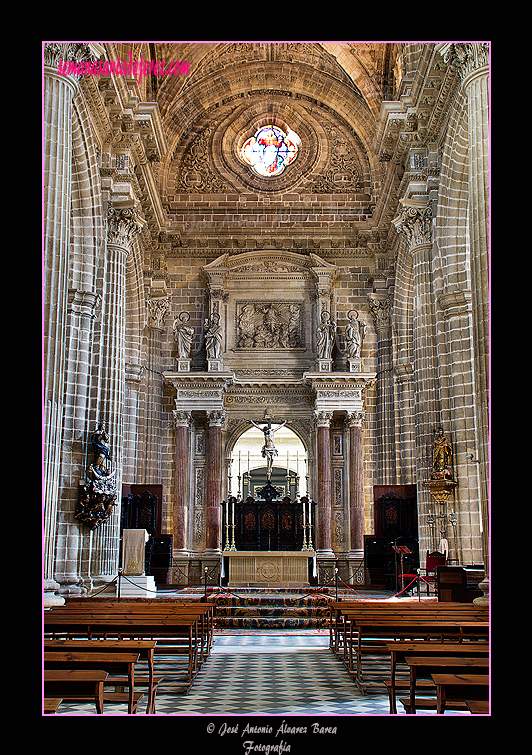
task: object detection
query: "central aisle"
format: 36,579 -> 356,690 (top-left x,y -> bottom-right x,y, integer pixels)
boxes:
153,631 -> 393,716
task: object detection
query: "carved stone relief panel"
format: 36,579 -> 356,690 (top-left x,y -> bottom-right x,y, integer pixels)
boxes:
235,302 -> 303,349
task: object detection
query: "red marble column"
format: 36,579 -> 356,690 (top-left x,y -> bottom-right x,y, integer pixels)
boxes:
316,411 -> 334,556
205,411 -> 225,554
173,411 -> 191,554
347,412 -> 365,555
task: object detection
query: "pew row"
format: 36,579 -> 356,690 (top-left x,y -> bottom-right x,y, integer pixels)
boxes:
328,602 -> 489,694
44,603 -> 215,694
44,640 -> 159,714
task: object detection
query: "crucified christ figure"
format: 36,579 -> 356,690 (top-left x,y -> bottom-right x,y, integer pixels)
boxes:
249,414 -> 288,480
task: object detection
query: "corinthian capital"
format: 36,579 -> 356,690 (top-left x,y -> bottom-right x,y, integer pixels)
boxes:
392,199 -> 433,249
443,43 -> 490,81
107,205 -> 145,249
44,42 -> 96,70
147,297 -> 170,330
368,293 -> 392,332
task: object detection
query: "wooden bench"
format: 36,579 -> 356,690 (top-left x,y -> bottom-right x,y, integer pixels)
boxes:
431,673 -> 489,714
466,700 -> 490,714
44,615 -> 201,692
44,639 -> 159,714
54,602 -> 215,662
44,651 -> 141,714
43,698 -> 62,714
385,641 -> 489,714
44,670 -> 108,714
346,620 -> 488,692
328,602 -> 488,657
46,609 -> 208,675
404,656 -> 489,714
326,603 -> 488,694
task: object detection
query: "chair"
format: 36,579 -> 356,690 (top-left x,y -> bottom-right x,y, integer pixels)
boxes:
424,551 -> 446,595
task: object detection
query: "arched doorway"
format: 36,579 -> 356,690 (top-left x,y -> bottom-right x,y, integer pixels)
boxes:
229,425 -> 307,501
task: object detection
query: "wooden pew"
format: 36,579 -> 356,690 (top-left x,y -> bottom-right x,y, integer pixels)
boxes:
49,602 -> 215,664
346,620 -> 488,692
326,602 -> 488,694
44,639 -> 159,714
44,614 -> 200,692
385,641 -> 489,714
44,670 -> 108,714
328,602 -> 488,657
44,651 -> 142,714
404,656 -> 489,714
431,673 -> 489,714
43,698 -> 62,714
46,608 -> 211,675
466,700 -> 490,714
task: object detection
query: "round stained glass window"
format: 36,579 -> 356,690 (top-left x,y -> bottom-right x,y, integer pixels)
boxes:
241,125 -> 300,177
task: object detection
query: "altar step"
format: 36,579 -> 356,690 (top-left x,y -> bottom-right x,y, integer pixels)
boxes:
213,589 -> 332,629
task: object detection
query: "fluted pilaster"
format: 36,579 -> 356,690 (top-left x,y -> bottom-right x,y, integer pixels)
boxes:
315,411 -> 334,556
368,293 -> 395,483
90,204 -> 144,585
205,411 -> 226,555
346,411 -> 365,556
173,411 -> 192,554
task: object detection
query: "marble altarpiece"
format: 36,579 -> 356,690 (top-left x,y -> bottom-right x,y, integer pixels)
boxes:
163,249 -> 376,586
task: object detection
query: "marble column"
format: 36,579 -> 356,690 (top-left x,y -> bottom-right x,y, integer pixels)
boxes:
204,411 -> 225,555
347,411 -> 365,557
315,411 -> 334,556
43,43 -> 97,605
173,411 -> 192,554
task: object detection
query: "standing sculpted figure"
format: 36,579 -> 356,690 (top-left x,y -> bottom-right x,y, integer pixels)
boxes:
249,414 -> 288,480
173,312 -> 194,358
204,312 -> 222,359
431,427 -> 454,479
345,310 -> 366,359
316,310 -> 336,359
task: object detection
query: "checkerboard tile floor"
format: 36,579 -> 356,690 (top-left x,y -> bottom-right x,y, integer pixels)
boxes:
51,632 -> 468,716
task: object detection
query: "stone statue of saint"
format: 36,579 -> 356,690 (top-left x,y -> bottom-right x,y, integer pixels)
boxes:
431,427 -> 453,479
204,312 -> 222,359
345,310 -> 366,359
173,311 -> 194,358
91,422 -> 112,476
316,310 -> 336,359
249,413 -> 288,480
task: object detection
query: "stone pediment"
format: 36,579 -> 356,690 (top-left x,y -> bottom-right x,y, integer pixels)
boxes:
202,249 -> 336,283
